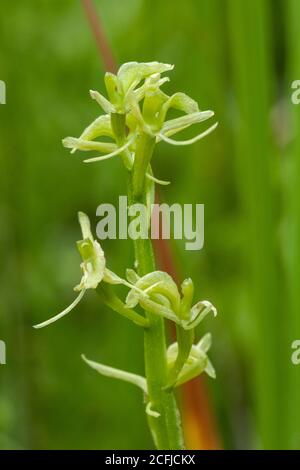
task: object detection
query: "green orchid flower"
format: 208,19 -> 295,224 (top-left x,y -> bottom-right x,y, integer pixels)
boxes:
124,270 -> 217,388
124,270 -> 217,329
81,332 -> 215,423
166,333 -> 216,386
34,212 -> 146,329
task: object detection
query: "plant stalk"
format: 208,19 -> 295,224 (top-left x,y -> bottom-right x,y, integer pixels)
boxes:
128,132 -> 184,450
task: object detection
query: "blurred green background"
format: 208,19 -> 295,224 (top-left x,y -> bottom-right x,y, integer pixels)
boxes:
1,0 -> 300,449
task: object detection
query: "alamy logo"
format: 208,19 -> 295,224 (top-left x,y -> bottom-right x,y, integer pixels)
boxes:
0,340 -> 6,365
0,80 -> 6,104
96,196 -> 204,251
291,340 -> 300,365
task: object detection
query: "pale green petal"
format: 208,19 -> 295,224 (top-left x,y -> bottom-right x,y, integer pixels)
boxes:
146,402 -> 160,418
124,290 -> 139,309
77,114 -> 113,139
197,332 -> 212,354
179,278 -> 194,320
89,90 -> 115,114
167,333 -> 215,386
83,135 -> 135,163
167,344 -> 207,386
158,92 -> 199,127
182,300 -> 217,330
145,172 -> 170,186
158,122 -> 218,146
205,359 -> 216,379
137,297 -> 178,323
142,89 -> 169,127
126,268 -> 140,284
103,268 -> 147,297
82,354 -> 148,393
161,110 -> 214,135
75,239 -> 106,290
33,289 -> 86,329
103,268 -> 124,285
117,61 -> 174,94
75,212 -> 106,291
131,74 -> 169,108
104,72 -> 123,109
78,211 -> 93,240
62,137 -> 116,154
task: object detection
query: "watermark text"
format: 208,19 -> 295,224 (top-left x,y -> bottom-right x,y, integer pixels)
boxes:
0,340 -> 6,365
291,340 -> 300,365
96,196 -> 204,251
0,80 -> 6,104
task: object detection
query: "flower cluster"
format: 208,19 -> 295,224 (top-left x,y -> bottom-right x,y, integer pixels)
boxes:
62,61 -> 217,183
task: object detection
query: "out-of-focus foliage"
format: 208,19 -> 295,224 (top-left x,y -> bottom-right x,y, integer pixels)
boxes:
0,0 -> 299,449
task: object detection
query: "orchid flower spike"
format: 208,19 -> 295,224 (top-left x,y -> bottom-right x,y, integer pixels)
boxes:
33,212 -> 144,329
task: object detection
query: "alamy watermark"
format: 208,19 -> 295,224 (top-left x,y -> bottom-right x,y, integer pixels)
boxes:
0,340 -> 6,365
0,80 -> 6,104
95,196 -> 204,251
291,340 -> 300,365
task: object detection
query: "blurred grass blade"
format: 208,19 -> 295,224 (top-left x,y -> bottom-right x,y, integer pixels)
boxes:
285,0 -> 300,450
227,0 -> 281,448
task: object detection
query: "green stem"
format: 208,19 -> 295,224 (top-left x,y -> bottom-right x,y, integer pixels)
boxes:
96,283 -> 149,328
166,326 -> 194,388
128,132 -> 184,450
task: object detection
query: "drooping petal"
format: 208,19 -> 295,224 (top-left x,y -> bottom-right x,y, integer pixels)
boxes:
146,402 -> 160,418
145,172 -> 170,186
158,121 -> 218,146
82,354 -> 148,393
33,289 -> 86,329
182,300 -> 217,330
83,135 -> 135,163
